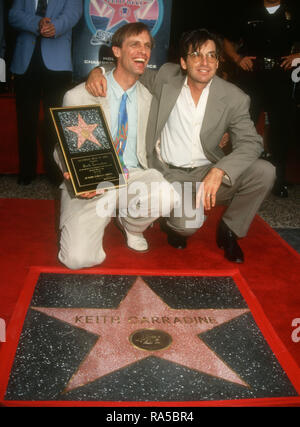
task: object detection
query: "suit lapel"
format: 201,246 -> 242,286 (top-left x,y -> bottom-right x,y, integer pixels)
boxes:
97,97 -> 111,129
201,76 -> 226,139
136,82 -> 151,167
156,75 -> 185,138
136,83 -> 146,142
156,74 -> 227,141
30,0 -> 36,14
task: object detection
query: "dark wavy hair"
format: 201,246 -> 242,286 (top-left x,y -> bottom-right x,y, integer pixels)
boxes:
179,28 -> 223,61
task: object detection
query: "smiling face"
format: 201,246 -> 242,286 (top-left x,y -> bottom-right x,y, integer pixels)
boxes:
112,30 -> 152,79
180,39 -> 219,88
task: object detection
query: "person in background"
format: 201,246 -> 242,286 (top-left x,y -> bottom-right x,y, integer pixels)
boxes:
0,0 -> 6,87
8,0 -> 82,185
223,0 -> 300,198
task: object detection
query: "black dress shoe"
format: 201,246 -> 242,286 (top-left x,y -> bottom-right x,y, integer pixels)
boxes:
159,218 -> 187,249
272,181 -> 288,198
217,220 -> 244,264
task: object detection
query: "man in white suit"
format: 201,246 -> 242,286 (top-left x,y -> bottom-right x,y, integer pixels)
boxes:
55,23 -> 178,270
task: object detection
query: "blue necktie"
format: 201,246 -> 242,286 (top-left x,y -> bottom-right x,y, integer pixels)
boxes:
115,93 -> 128,177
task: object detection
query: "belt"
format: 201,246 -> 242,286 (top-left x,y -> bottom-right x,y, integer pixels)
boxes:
167,163 -> 199,173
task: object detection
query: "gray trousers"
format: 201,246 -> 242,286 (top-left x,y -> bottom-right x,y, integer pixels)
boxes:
165,159 -> 276,238
58,168 -> 179,270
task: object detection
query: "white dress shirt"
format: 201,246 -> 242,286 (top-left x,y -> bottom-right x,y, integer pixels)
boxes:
160,77 -> 212,168
266,5 -> 281,14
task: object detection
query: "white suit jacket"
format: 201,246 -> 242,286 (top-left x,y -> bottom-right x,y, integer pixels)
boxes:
61,80 -> 152,169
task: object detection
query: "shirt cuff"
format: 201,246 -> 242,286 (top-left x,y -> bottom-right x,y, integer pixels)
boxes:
98,66 -> 105,75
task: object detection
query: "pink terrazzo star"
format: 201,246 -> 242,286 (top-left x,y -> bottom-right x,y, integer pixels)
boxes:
66,114 -> 100,149
32,277 -> 250,393
103,0 -> 143,30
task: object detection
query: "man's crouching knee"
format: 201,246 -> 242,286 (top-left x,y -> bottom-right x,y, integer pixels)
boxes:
58,247 -> 106,270
255,159 -> 276,191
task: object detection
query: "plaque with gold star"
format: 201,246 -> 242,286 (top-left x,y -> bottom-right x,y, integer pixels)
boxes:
50,105 -> 126,196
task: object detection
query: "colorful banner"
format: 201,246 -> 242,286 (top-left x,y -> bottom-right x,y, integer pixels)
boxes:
72,0 -> 173,82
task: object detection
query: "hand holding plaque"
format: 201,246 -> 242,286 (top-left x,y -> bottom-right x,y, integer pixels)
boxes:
63,172 -> 105,199
50,105 -> 127,196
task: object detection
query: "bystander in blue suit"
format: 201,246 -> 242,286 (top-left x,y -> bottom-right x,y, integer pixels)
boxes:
9,0 -> 82,185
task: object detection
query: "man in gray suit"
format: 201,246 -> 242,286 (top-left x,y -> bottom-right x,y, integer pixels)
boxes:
55,23 -> 178,270
86,28 -> 276,263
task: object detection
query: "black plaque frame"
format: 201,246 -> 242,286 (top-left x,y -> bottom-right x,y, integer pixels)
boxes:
50,105 -> 126,196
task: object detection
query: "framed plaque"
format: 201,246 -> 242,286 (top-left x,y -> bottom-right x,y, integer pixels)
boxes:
50,105 -> 126,196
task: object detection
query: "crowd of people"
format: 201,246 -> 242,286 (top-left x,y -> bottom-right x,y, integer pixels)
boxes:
1,0 -> 299,269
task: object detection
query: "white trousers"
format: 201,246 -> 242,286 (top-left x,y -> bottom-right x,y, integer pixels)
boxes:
58,168 -> 179,270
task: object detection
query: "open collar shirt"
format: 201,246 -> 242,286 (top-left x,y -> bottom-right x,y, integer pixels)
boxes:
160,77 -> 212,168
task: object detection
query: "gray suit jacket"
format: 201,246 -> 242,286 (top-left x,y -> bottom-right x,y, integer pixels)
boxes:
140,63 -> 263,186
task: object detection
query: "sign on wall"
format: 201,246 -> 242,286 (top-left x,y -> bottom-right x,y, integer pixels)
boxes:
72,0 -> 173,82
